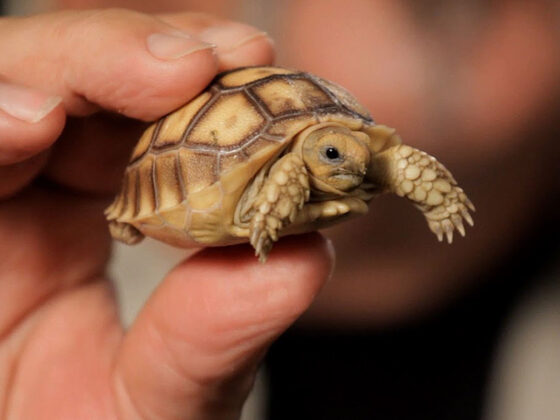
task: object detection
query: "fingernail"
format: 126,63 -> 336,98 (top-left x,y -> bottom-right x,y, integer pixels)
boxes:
199,24 -> 272,55
147,31 -> 216,60
0,81 -> 61,123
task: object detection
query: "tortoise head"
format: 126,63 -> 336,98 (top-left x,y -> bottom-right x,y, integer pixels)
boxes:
300,124 -> 371,193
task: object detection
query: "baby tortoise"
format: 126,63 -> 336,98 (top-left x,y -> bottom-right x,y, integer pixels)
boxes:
106,66 -> 474,261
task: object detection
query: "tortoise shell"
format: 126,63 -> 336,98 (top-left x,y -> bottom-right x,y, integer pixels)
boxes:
105,66 -> 375,246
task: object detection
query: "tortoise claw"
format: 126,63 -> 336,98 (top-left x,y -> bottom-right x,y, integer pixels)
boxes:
462,208 -> 474,227
451,214 -> 466,237
429,220 -> 444,242
250,213 -> 274,262
442,219 -> 454,244
425,196 -> 474,244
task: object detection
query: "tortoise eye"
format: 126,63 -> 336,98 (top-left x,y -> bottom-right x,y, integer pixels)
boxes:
324,147 -> 341,160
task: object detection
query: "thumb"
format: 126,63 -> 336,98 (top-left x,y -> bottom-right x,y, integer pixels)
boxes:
113,233 -> 333,420
0,9 -> 273,121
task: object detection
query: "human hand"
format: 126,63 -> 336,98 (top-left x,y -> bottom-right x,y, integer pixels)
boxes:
0,9 -> 333,419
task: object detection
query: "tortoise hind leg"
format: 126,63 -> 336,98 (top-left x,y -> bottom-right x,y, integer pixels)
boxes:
108,221 -> 145,245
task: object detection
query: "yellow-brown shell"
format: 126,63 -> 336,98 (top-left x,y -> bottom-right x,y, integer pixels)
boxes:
105,66 -> 373,246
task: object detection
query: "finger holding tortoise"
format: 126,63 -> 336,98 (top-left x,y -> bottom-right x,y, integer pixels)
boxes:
106,66 -> 475,261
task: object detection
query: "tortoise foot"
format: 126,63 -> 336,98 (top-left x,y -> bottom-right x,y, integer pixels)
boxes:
108,221 -> 144,245
379,144 -> 475,243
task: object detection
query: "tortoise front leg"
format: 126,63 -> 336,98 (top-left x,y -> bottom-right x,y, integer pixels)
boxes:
369,144 -> 475,243
249,153 -> 310,262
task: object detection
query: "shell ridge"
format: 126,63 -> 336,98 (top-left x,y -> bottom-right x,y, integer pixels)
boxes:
130,118 -> 164,165
185,143 -> 232,154
234,129 -> 270,152
118,170 -> 130,220
222,122 -> 271,154
179,86 -> 222,147
306,74 -> 346,109
147,118 -> 164,153
231,71 -> 305,92
271,110 -> 315,121
151,156 -> 159,212
174,150 -> 187,203
245,87 -> 273,121
308,74 -> 374,123
133,169 -> 141,218
215,84 -> 246,94
177,89 -> 267,154
260,132 -> 285,142
290,76 -> 339,116
129,144 -> 220,166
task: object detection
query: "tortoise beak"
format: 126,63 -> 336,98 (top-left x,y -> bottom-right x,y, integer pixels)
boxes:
336,161 -> 367,178
328,162 -> 368,191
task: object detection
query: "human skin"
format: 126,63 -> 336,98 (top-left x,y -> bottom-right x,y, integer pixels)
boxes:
0,9 -> 333,419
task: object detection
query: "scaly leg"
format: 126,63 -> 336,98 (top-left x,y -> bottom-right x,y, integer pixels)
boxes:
371,144 -> 475,243
249,153 -> 310,262
250,153 -> 309,262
